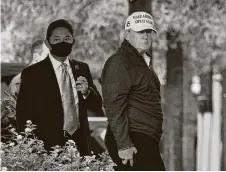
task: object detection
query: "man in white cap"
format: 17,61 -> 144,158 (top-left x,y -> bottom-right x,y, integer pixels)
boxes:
101,12 -> 165,170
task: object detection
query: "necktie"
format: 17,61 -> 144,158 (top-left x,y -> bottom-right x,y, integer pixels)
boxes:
61,63 -> 79,135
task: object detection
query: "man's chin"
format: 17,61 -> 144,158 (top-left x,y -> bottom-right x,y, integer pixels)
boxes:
140,48 -> 149,53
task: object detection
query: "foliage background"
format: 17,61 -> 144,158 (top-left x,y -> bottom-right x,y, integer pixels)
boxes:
1,0 -> 226,81
1,0 -> 226,170
152,0 -> 226,77
1,0 -> 128,79
0,121 -> 114,171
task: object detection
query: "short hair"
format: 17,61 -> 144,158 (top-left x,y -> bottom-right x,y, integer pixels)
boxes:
46,19 -> 74,40
31,40 -> 43,54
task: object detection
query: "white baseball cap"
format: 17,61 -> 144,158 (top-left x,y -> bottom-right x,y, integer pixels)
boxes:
125,12 -> 157,33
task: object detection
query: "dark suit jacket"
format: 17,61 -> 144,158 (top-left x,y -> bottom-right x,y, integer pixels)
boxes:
16,56 -> 102,155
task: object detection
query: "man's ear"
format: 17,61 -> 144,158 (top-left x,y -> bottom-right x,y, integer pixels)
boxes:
44,39 -> 52,51
124,29 -> 130,41
120,30 -> 125,43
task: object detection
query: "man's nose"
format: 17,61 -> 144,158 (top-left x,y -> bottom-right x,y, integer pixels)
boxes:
142,32 -> 148,38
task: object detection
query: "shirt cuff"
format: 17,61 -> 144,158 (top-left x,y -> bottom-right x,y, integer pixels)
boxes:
118,144 -> 134,151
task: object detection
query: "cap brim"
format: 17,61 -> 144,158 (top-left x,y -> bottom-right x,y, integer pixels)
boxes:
132,27 -> 157,33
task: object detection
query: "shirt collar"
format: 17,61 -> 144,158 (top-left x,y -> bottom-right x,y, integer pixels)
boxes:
143,53 -> 151,61
49,53 -> 70,70
121,40 -> 149,66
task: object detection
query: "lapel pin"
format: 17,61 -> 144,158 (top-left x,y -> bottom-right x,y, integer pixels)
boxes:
75,65 -> 79,71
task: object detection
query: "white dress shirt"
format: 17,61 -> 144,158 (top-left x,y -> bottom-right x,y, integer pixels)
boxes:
49,54 -> 79,105
143,53 -> 151,68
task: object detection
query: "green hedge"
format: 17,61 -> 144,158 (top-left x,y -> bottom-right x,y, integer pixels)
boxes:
1,120 -> 115,171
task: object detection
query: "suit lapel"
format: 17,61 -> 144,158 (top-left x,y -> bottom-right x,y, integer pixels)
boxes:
69,59 -> 79,80
69,59 -> 83,101
42,56 -> 63,106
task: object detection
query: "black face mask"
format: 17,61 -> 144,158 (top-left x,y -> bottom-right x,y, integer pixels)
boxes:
49,42 -> 73,57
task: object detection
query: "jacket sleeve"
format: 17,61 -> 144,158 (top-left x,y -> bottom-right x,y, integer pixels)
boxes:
101,56 -> 134,150
84,63 -> 103,112
16,69 -> 35,133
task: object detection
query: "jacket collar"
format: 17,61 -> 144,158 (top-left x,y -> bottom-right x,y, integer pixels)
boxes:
48,53 -> 71,71
43,56 -> 83,100
120,39 -> 151,66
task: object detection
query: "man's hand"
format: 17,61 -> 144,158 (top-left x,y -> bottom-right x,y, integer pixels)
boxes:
118,146 -> 137,167
76,76 -> 89,96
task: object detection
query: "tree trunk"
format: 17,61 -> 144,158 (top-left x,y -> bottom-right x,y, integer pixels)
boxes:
182,53 -> 198,170
128,0 -> 152,14
222,69 -> 226,170
163,30 -> 183,170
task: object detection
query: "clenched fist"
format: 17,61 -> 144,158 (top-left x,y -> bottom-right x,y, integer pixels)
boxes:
118,146 -> 137,167
76,76 -> 90,97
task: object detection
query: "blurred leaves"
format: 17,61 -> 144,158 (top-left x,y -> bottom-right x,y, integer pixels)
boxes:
152,0 -> 226,76
1,91 -> 17,139
1,0 -> 128,78
1,0 -> 226,79
1,122 -> 115,171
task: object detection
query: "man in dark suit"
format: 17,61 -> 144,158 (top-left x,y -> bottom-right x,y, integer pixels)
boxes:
101,12 -> 165,170
16,19 -> 102,155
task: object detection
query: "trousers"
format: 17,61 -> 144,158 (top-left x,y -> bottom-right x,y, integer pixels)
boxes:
105,126 -> 165,171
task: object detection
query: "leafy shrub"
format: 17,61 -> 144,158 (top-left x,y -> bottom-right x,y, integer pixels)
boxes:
1,121 -> 115,171
1,91 -> 115,170
1,92 -> 17,142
